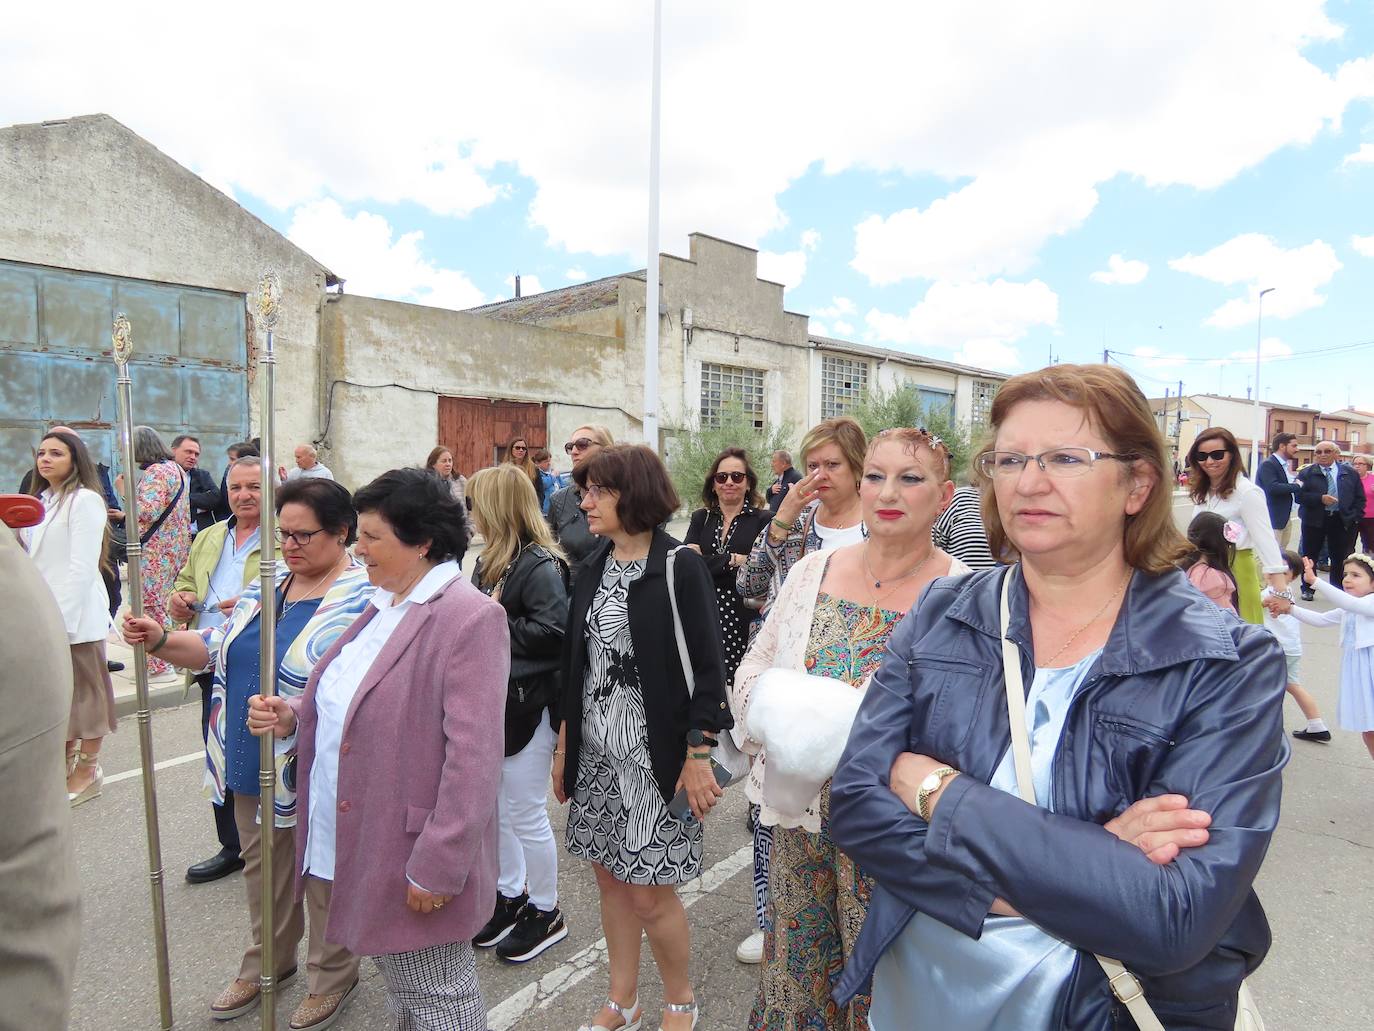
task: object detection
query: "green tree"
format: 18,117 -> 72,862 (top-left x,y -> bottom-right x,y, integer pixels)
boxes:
848,382 -> 975,478
663,400 -> 796,512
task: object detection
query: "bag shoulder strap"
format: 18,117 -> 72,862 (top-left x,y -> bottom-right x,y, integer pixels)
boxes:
140,466 -> 186,545
666,546 -> 695,697
997,570 -> 1166,1031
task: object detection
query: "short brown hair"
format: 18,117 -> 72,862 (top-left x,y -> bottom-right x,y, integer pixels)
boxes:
532,447 -> 551,464
799,417 -> 867,485
973,363 -> 1187,575
1186,427 -> 1242,504
575,444 -> 679,534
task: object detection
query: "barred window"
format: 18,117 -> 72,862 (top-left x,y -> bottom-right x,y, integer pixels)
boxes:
700,362 -> 765,429
820,355 -> 869,419
970,379 -> 998,430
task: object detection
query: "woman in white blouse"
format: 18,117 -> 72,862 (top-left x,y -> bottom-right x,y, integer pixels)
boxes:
22,429 -> 116,806
1186,428 -> 1286,624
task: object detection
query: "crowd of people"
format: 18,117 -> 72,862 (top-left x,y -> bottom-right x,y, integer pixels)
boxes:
15,361 -> 1374,1029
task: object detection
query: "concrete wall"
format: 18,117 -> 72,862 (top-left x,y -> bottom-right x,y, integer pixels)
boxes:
321,294 -> 639,486
0,115 -> 332,466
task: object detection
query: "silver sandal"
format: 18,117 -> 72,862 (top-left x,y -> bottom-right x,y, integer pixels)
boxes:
577,996 -> 642,1031
658,999 -> 698,1031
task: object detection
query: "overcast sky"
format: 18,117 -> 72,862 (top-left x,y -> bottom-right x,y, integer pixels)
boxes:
6,1 -> 1374,409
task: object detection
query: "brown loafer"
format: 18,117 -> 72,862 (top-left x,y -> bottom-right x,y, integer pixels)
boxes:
210,968 -> 299,1021
289,980 -> 360,1030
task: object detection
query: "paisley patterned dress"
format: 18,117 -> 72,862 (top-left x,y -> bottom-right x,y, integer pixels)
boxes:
565,556 -> 703,885
749,592 -> 901,1031
137,460 -> 191,675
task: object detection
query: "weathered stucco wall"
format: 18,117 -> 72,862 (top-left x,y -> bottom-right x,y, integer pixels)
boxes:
0,114 -> 330,464
321,294 -> 639,486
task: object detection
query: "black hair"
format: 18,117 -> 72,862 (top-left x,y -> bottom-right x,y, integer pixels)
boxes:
1182,511 -> 1238,609
276,477 -> 357,546
353,467 -> 470,562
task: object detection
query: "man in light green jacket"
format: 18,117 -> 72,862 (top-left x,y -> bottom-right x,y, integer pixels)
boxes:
167,458 -> 278,885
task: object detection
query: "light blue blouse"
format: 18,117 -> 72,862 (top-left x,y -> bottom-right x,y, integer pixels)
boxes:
869,649 -> 1102,1031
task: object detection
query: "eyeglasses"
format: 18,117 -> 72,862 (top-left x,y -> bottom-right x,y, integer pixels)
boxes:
713,471 -> 747,484
275,527 -> 327,547
512,445 -> 527,452
564,437 -> 596,454
584,484 -> 616,502
1194,449 -> 1230,464
978,447 -> 1136,479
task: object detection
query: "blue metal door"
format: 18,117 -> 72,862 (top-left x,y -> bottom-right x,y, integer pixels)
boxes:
0,259 -> 249,490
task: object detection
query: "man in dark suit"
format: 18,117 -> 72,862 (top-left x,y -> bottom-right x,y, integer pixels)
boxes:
766,450 -> 802,516
1257,432 -> 1301,547
172,434 -> 221,534
1297,441 -> 1365,597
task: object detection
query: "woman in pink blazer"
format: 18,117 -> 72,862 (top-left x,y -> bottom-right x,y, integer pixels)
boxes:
251,468 -> 507,1031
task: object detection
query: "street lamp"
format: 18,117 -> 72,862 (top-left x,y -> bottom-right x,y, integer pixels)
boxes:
1250,287 -> 1276,473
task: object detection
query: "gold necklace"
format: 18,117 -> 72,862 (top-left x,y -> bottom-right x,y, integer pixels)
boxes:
1041,573 -> 1131,667
863,542 -> 935,590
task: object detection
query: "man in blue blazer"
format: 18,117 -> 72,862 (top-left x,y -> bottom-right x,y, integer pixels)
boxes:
1256,432 -> 1301,546
1297,440 -> 1365,596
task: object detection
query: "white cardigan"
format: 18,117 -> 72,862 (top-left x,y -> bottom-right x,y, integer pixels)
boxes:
22,488 -> 111,644
1288,578 -> 1374,649
732,548 -> 972,832
1193,475 -> 1285,575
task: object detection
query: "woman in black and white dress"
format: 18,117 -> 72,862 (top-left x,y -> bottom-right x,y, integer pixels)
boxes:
553,445 -> 733,1031
684,448 -> 771,683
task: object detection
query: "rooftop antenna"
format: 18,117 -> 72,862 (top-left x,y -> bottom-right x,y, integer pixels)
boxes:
514,273 -> 522,299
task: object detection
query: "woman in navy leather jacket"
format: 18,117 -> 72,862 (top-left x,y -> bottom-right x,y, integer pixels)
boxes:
830,363 -> 1288,1030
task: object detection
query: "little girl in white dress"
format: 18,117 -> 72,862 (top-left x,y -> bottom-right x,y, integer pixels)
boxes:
1274,551 -> 1374,761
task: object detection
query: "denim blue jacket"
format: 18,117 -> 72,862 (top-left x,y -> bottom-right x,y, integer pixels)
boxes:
830,564 -> 1288,1030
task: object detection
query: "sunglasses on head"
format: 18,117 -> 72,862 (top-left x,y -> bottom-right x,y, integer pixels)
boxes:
1195,448 -> 1229,463
713,471 -> 747,485
564,437 -> 595,454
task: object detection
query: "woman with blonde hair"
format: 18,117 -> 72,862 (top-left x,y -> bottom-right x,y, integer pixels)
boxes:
467,465 -> 572,962
503,434 -> 545,508
546,424 -> 616,587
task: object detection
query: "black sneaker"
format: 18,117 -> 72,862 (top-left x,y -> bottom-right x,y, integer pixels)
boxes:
1293,728 -> 1332,742
473,892 -> 527,948
496,903 -> 568,963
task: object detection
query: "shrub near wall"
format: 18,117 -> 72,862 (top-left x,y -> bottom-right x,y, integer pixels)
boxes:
664,401 -> 796,514
849,383 -> 973,479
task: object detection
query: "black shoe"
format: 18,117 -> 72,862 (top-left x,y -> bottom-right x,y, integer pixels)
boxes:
1301,589 -> 1316,601
496,903 -> 568,963
107,660 -> 125,673
186,848 -> 245,884
473,892 -> 528,948
1293,728 -> 1332,743
1318,562 -> 1331,572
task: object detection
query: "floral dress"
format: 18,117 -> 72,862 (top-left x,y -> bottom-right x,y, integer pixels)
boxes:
749,592 -> 900,1031
137,460 -> 191,674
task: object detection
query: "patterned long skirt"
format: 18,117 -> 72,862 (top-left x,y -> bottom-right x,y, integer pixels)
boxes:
749,788 -> 872,1031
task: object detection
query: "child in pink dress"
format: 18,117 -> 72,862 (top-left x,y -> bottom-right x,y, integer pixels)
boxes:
1182,511 -> 1238,614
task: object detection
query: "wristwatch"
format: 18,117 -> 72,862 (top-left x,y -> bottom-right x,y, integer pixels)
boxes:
915,766 -> 959,822
686,728 -> 718,748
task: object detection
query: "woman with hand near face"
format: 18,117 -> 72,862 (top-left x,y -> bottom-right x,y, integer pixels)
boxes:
733,428 -> 965,1030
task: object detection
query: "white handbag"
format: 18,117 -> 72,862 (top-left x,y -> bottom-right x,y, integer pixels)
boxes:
996,572 -> 1265,1031
666,546 -> 749,785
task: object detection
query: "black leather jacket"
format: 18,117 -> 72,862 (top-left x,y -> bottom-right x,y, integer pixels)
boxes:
831,564 -> 1288,1029
545,484 -> 597,589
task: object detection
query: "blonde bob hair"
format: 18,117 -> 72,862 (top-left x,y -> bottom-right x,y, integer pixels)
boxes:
468,464 -> 566,590
798,416 -> 867,486
973,363 -> 1188,574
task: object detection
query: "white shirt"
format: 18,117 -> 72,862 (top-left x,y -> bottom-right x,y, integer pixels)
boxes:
287,463 -> 334,481
302,560 -> 461,881
1193,475 -> 1285,574
812,517 -> 865,550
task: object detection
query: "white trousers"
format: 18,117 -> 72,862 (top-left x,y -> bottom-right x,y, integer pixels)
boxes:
497,714 -> 559,910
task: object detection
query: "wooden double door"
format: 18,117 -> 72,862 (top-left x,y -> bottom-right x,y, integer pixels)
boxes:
437,395 -> 547,477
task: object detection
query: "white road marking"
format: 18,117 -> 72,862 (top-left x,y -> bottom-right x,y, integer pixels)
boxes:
104,750 -> 204,785
487,844 -> 754,1030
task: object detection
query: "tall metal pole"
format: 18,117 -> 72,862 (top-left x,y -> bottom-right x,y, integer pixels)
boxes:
255,272 -> 282,1031
1251,287 -> 1275,473
643,0 -> 662,451
111,313 -> 175,1030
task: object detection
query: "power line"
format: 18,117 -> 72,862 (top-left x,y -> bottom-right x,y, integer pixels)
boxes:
1106,337 -> 1374,366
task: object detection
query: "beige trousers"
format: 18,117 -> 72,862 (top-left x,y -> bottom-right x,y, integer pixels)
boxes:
233,794 -> 359,995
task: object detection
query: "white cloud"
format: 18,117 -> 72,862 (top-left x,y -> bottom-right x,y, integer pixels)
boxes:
833,319 -> 855,336
3,1 -> 1369,271
287,199 -> 485,310
1342,143 -> 1374,167
1352,235 -> 1374,257
505,273 -> 545,297
863,279 -> 1059,370
758,229 -> 820,290
813,297 -> 856,320
1168,234 -> 1342,327
1218,337 -> 1294,365
1090,254 -> 1150,285
564,266 -> 588,282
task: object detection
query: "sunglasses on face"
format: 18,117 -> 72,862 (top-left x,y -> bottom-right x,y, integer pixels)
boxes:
564,438 -> 595,454
1195,449 -> 1230,463
713,471 -> 747,485
512,445 -> 527,451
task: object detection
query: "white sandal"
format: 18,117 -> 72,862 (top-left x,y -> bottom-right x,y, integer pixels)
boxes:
659,1000 -> 698,1031
577,995 -> 642,1031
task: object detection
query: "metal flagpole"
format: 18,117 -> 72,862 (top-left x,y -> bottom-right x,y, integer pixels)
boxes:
642,0 -> 662,452
111,313 -> 175,1030
255,272 -> 282,1031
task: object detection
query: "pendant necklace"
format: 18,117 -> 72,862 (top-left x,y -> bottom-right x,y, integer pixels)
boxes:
863,542 -> 935,590
1041,573 -> 1131,667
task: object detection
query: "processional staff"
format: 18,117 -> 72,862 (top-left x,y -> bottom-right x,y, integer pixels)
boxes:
111,313 -> 175,1029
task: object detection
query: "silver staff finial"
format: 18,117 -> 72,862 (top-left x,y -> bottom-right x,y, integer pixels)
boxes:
112,313 -> 133,366
256,271 -> 282,329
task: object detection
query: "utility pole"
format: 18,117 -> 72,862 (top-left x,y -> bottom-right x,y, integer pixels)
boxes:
642,0 -> 663,452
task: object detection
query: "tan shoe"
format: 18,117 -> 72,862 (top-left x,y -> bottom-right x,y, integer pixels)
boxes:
210,968 -> 298,1021
289,980 -> 360,1030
